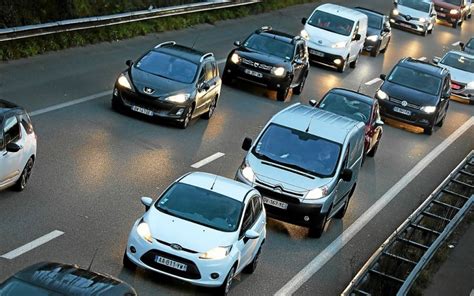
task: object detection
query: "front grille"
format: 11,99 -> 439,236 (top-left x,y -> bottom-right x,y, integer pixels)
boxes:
141,250 -> 201,279
121,90 -> 172,113
388,97 -> 421,110
155,239 -> 198,254
255,185 -> 302,204
241,58 -> 273,72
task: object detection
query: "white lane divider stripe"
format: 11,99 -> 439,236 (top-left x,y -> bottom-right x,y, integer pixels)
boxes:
1,230 -> 64,260
275,116 -> 474,296
452,41 -> 461,47
191,152 -> 225,168
364,78 -> 381,86
418,56 -> 427,61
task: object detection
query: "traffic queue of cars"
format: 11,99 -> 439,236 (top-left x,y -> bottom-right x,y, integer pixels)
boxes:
1,1 -> 473,295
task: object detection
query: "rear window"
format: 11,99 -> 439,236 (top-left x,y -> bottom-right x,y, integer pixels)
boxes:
387,65 -> 442,95
307,10 -> 354,36
442,0 -> 462,5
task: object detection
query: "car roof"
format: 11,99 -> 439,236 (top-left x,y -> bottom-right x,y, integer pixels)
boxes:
257,29 -> 296,44
397,57 -> 447,77
316,3 -> 367,20
326,88 -> 376,105
0,99 -> 20,115
10,262 -> 136,295
271,103 -> 363,144
179,172 -> 255,203
354,7 -> 385,17
153,43 -> 210,64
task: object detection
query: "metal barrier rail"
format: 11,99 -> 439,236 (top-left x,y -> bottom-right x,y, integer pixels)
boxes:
342,150 -> 474,296
0,0 -> 260,42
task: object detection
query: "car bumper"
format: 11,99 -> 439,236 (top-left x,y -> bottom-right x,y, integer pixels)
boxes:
306,43 -> 346,69
224,62 -> 291,91
435,11 -> 461,24
125,221 -> 235,287
377,99 -> 436,128
389,15 -> 428,33
451,88 -> 474,104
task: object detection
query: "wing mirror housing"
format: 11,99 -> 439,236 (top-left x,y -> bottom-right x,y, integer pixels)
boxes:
6,142 -> 21,153
234,40 -> 241,47
375,119 -> 385,127
380,74 -> 387,81
242,137 -> 252,151
245,229 -> 260,240
200,82 -> 211,91
294,58 -> 304,65
354,34 -> 361,41
459,42 -> 465,50
383,27 -> 391,33
432,57 -> 441,64
309,99 -> 318,107
340,168 -> 353,182
301,17 -> 308,25
141,197 -> 153,211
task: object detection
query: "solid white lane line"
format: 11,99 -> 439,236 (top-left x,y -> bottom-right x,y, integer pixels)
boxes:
452,41 -> 461,47
418,56 -> 427,61
30,90 -> 112,117
364,78 -> 381,86
1,230 -> 64,260
275,116 -> 474,296
191,152 -> 225,169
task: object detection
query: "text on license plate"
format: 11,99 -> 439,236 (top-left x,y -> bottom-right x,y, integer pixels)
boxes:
437,12 -> 446,17
310,50 -> 325,57
132,105 -> 154,116
393,106 -> 411,116
244,69 -> 263,78
263,197 -> 288,210
155,256 -> 187,271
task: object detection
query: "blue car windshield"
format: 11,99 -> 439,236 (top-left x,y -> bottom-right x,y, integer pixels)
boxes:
244,34 -> 295,60
252,124 -> 342,177
156,183 -> 243,232
307,10 -> 354,36
319,93 -> 372,124
388,65 -> 442,95
398,0 -> 431,12
135,51 -> 198,84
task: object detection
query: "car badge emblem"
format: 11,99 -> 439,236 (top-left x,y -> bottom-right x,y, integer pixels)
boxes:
170,244 -> 183,251
406,15 -> 412,21
401,100 -> 408,107
254,62 -> 260,67
318,40 -> 323,44
274,185 -> 283,193
143,87 -> 155,95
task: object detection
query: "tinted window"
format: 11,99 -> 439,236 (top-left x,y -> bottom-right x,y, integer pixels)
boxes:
252,195 -> 263,218
204,62 -> 214,81
307,10 -> 355,36
440,52 -> 474,73
296,43 -> 305,59
244,34 -> 295,60
442,0 -> 462,5
0,279 -> 61,296
252,124 -> 342,177
387,65 -> 442,95
319,93 -> 372,123
240,203 -> 253,237
212,62 -> 218,78
4,116 -> 20,145
19,112 -> 34,134
399,0 -> 431,12
155,183 -> 243,232
467,39 -> 474,49
135,51 -> 198,84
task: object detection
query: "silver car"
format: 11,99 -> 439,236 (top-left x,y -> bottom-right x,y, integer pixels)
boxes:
235,103 -> 365,238
389,0 -> 436,36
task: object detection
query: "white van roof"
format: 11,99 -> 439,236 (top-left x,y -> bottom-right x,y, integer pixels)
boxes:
316,3 -> 367,22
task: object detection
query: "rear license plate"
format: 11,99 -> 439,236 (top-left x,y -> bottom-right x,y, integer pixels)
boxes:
155,256 -> 187,271
393,106 -> 411,116
244,69 -> 263,78
310,49 -> 325,57
132,105 -> 154,116
437,12 -> 446,17
263,197 -> 288,210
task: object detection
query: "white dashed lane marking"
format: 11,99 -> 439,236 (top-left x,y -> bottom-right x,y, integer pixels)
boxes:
191,152 -> 225,169
452,41 -> 461,47
1,230 -> 64,260
364,78 -> 382,86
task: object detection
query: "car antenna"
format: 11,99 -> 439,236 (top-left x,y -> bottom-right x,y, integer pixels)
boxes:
210,174 -> 218,190
87,248 -> 99,271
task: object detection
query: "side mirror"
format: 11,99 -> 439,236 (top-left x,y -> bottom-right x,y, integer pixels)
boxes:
459,42 -> 465,50
126,60 -> 133,67
234,40 -> 241,47
200,82 -> 210,91
380,74 -> 387,81
244,229 -> 260,240
6,142 -> 21,153
309,99 -> 318,107
432,57 -> 441,65
340,168 -> 353,182
393,0 -> 398,4
374,119 -> 384,127
301,17 -> 307,25
354,34 -> 361,41
141,197 -> 153,211
294,58 -> 304,65
242,137 -> 252,151
383,27 -> 391,33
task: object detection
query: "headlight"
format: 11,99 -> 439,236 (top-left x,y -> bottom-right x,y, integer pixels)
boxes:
117,74 -> 132,90
271,66 -> 286,77
305,187 -> 328,200
231,53 -> 240,64
421,106 -> 437,114
241,165 -> 255,183
466,82 -> 474,90
392,9 -> 399,16
376,90 -> 388,100
450,9 -> 459,14
199,246 -> 231,259
300,29 -> 309,40
136,222 -> 153,243
165,94 -> 190,103
367,35 -> 379,42
331,41 -> 347,49
419,17 -> 426,23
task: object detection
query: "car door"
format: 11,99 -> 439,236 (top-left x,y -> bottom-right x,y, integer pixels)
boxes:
0,115 -> 23,187
292,42 -> 306,86
235,197 -> 259,272
380,18 -> 391,50
439,76 -> 451,118
332,147 -> 351,213
195,61 -> 217,115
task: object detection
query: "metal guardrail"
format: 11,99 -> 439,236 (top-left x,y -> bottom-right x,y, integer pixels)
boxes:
342,150 -> 474,296
0,0 -> 260,42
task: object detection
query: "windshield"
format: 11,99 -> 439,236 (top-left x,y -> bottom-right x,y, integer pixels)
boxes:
398,0 -> 431,12
319,93 -> 372,123
156,183 -> 243,232
358,11 -> 382,29
442,0 -> 462,5
0,279 -> 61,296
252,124 -> 342,177
135,51 -> 198,84
388,65 -> 442,95
441,52 -> 474,73
244,34 -> 295,60
307,10 -> 354,36
467,38 -> 474,49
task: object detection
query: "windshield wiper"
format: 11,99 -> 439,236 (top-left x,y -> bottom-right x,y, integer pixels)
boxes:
254,151 -> 327,178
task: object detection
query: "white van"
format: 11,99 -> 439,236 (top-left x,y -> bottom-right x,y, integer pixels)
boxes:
301,3 -> 368,73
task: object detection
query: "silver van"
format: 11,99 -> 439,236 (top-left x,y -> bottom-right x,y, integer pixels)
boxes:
235,103 -> 365,237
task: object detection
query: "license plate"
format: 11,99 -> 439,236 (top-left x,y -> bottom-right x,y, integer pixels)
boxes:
310,49 -> 325,57
400,23 -> 412,28
393,106 -> 411,116
155,256 -> 187,271
244,69 -> 263,78
263,197 -> 288,210
132,105 -> 154,116
437,12 -> 446,17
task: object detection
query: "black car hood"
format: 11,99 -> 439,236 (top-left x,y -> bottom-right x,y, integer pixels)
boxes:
130,67 -> 192,98
234,48 -> 291,69
381,81 -> 439,106
367,27 -> 381,37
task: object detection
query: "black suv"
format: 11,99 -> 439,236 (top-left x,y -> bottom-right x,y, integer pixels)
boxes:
112,41 -> 221,129
354,7 -> 392,57
222,26 -> 309,101
375,58 -> 450,135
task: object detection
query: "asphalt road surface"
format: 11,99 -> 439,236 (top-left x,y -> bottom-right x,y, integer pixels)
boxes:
1,0 -> 473,295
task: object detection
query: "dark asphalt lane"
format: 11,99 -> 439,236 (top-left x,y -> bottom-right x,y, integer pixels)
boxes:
0,0 -> 473,295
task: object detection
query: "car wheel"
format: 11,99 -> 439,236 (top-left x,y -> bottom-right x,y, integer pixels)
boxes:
13,157 -> 34,192
243,246 -> 262,274
334,187 -> 355,219
293,72 -> 307,95
221,69 -> 232,85
122,252 -> 136,270
380,37 -> 390,54
423,124 -> 434,135
337,57 -> 348,73
308,210 -> 329,238
469,13 -> 472,19
370,42 -> 380,57
367,137 -> 381,158
277,87 -> 290,101
178,106 -> 193,129
215,266 -> 236,296
436,109 -> 447,127
202,97 -> 217,120
349,53 -> 359,69
111,97 -> 123,112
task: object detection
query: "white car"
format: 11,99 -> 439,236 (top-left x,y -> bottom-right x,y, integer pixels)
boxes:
0,100 -> 36,192
389,0 -> 436,36
123,172 -> 266,295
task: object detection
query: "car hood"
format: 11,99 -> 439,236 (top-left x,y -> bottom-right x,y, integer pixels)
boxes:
146,208 -> 237,253
381,81 -> 439,105
367,27 -> 381,37
304,24 -> 349,48
398,5 -> 430,18
433,0 -> 460,9
130,67 -> 192,98
439,64 -> 474,84
235,48 -> 291,68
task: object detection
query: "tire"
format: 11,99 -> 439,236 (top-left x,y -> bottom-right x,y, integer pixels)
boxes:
122,252 -> 136,270
421,28 -> 428,36
423,125 -> 434,135
221,70 -> 232,85
243,246 -> 261,274
178,105 -> 193,129
277,87 -> 290,101
293,72 -> 307,95
337,57 -> 348,73
13,158 -> 34,191
215,266 -> 236,296
202,97 -> 217,119
380,38 -> 390,54
308,211 -> 329,238
367,138 -> 380,158
349,53 -> 359,69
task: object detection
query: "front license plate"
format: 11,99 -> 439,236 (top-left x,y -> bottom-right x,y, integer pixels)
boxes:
155,256 -> 187,271
263,197 -> 288,210
244,69 -> 263,78
437,12 -> 446,17
310,49 -> 325,57
132,105 -> 154,116
393,106 -> 411,116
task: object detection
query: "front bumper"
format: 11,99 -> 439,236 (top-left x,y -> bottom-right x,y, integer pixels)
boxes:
224,62 -> 291,91
435,9 -> 461,24
306,43 -> 347,69
363,39 -> 379,52
451,85 -> 474,104
377,98 -> 436,128
389,15 -> 428,33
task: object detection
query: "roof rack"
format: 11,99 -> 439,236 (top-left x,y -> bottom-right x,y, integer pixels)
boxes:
154,41 -> 176,48
200,52 -> 214,62
257,26 -> 272,33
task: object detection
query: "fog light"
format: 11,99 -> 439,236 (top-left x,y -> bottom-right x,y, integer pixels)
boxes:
130,246 -> 136,253
113,88 -> 118,96
304,216 -> 310,222
277,84 -> 281,88
176,108 -> 184,116
211,273 -> 220,279
334,59 -> 342,65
